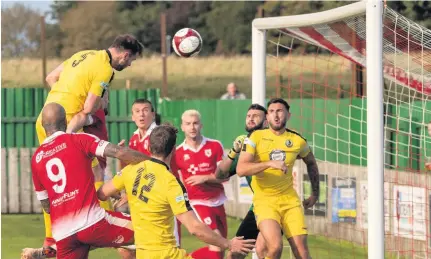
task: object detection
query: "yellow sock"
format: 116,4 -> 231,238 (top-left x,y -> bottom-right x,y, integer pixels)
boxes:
43,210 -> 53,238
264,257 -> 273,259
95,181 -> 113,211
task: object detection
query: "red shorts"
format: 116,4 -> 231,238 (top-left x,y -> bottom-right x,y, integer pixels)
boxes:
192,204 -> 227,238
56,211 -> 134,259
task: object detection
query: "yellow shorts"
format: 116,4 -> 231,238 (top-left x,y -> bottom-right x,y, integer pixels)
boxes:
36,113 -> 99,167
253,194 -> 307,239
137,247 -> 194,259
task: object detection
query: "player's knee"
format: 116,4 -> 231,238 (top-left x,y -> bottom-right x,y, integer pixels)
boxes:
117,248 -> 135,259
255,241 -> 267,258
266,240 -> 282,257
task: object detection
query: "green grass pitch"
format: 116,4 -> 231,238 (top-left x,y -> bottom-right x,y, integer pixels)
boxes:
1,214 -> 369,259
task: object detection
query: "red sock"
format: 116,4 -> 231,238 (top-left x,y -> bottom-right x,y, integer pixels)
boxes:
190,247 -> 222,259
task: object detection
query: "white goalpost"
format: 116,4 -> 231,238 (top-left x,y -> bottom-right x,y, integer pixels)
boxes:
252,0 -> 431,258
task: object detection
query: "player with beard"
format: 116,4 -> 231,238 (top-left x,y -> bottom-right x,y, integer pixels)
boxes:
215,104 -> 267,259
237,98 -> 321,259
25,34 -> 143,259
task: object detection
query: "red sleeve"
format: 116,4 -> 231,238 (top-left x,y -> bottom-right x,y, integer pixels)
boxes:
170,149 -> 179,178
215,141 -> 225,164
73,133 -> 110,157
31,157 -> 48,201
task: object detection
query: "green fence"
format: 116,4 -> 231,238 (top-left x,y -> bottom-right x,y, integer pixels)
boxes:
1,88 -> 161,148
2,87 -> 430,171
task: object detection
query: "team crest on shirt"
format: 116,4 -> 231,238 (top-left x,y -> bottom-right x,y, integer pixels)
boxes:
184,154 -> 190,161
269,150 -> 286,161
285,139 -> 293,147
204,149 -> 212,157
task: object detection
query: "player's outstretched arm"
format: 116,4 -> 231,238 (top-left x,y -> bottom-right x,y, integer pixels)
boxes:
215,135 -> 245,180
103,143 -> 150,165
45,63 -> 64,88
66,93 -> 102,133
301,151 -> 320,209
97,180 -> 120,201
176,210 -> 255,255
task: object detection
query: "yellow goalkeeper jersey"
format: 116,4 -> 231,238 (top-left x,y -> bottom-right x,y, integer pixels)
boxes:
112,158 -> 192,250
242,128 -> 310,197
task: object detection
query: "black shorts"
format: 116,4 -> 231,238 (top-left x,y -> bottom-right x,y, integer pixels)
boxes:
235,209 -> 259,240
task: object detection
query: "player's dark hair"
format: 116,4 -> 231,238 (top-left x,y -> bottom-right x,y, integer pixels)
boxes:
267,98 -> 290,112
132,98 -> 154,112
149,123 -> 178,158
110,34 -> 144,56
248,103 -> 267,114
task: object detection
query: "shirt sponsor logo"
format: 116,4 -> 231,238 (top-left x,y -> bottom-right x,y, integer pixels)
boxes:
269,150 -> 286,161
36,143 -> 67,163
51,189 -> 79,207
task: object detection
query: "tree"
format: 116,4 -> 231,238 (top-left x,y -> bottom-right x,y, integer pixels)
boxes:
1,3 -> 42,58
59,1 -> 123,57
116,1 -> 169,54
205,2 -> 262,55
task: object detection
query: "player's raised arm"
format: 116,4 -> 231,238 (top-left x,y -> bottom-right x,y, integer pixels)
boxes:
103,142 -> 150,165
45,63 -> 64,88
237,134 -> 287,176
97,170 -> 125,201
215,135 -> 245,180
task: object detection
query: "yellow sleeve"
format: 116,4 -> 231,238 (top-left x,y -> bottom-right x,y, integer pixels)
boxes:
89,63 -> 113,97
112,170 -> 126,191
299,138 -> 311,158
167,177 -> 192,216
242,132 -> 258,155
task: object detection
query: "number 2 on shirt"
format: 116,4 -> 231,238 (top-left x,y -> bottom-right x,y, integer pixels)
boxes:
132,168 -> 155,203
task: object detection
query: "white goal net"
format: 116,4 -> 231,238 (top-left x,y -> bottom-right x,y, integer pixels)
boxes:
253,1 -> 431,258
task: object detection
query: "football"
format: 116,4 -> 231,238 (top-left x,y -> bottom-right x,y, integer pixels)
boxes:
172,28 -> 202,58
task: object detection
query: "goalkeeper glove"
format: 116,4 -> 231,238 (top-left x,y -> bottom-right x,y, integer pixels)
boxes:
228,135 -> 246,160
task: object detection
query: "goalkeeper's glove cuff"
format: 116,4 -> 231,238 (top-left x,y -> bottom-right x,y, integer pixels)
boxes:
228,149 -> 238,160
94,181 -> 104,191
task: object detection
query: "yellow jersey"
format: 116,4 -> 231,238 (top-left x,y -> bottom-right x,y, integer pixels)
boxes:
44,49 -> 114,116
112,158 -> 192,250
243,128 -> 310,197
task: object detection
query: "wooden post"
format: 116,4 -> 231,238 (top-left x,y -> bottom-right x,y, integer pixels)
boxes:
257,6 -> 264,18
2,149 -> 8,213
161,12 -> 168,98
126,79 -> 131,90
41,15 -> 47,88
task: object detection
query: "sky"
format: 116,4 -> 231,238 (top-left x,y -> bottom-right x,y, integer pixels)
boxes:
2,0 -> 52,12
2,0 -> 54,22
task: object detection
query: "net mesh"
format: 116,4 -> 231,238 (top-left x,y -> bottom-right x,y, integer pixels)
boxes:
265,6 -> 431,259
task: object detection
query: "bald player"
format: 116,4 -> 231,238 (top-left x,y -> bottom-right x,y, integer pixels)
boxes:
26,35 -> 143,259
23,103 -> 149,259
